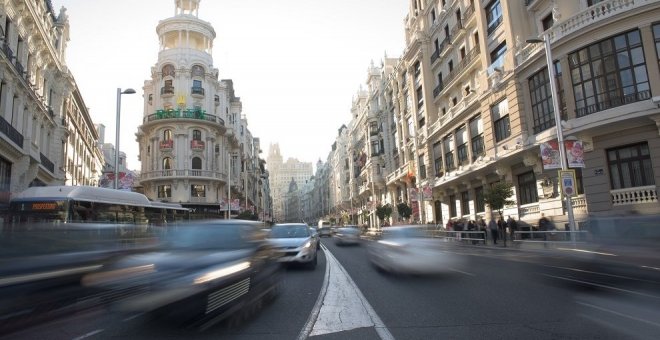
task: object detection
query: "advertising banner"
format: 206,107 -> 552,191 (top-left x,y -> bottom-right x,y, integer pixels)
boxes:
408,188 -> 419,202
540,140 -> 561,170
231,199 -> 240,211
565,140 -> 585,168
422,185 -> 433,201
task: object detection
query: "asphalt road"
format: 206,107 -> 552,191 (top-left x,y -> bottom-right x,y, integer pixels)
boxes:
4,237 -> 657,340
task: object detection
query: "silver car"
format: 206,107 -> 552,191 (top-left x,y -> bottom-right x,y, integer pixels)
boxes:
267,223 -> 318,269
368,226 -> 466,275
335,227 -> 361,246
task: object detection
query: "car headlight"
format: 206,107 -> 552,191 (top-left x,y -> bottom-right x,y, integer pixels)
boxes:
302,240 -> 312,249
193,261 -> 250,285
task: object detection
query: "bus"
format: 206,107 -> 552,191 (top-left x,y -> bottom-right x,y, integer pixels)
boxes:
8,186 -> 189,225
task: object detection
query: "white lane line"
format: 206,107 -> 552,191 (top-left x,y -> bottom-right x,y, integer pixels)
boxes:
540,274 -> 660,299
448,267 -> 475,276
300,244 -> 394,340
543,265 -> 659,283
578,301 -> 660,328
71,329 -> 104,340
296,245 -> 331,340
122,313 -> 144,322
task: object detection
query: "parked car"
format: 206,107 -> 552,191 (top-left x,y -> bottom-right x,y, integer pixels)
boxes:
335,227 -> 361,246
81,220 -> 283,330
368,226 -> 466,275
267,223 -> 319,269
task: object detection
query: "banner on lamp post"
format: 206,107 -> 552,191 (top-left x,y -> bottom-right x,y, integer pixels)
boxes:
541,141 -> 561,170
422,185 -> 433,201
408,188 -> 419,202
565,140 -> 585,168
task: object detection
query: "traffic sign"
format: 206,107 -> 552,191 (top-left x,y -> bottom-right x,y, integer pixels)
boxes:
559,170 -> 577,197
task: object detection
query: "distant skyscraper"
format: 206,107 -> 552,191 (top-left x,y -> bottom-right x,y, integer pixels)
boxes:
267,143 -> 313,222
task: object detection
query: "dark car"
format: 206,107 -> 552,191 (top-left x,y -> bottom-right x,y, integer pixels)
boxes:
335,227 -> 361,246
0,223 -> 158,335
81,220 -> 282,330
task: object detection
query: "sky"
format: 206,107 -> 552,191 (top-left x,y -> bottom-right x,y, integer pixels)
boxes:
53,0 -> 409,170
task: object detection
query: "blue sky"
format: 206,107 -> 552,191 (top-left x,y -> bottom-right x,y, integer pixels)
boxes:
53,0 -> 409,170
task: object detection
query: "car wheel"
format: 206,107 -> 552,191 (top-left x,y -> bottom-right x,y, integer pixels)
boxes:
307,254 -> 318,270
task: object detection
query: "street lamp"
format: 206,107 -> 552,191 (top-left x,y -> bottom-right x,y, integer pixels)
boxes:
114,88 -> 136,190
526,35 -> 576,243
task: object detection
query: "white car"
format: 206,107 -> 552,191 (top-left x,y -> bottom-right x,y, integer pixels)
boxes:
368,226 -> 465,275
267,223 -> 318,269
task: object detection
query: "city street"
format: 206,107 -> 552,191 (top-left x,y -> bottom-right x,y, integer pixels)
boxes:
3,238 -> 657,340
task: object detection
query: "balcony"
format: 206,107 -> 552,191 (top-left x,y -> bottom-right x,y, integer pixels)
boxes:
0,115 -> 24,148
438,37 -> 452,59
159,139 -> 173,151
1,43 -> 13,60
576,90 -> 650,118
160,86 -> 174,96
433,82 -> 445,98
450,21 -> 464,42
191,86 -> 205,97
141,169 -> 228,182
145,109 -> 224,127
463,4 -> 475,22
611,185 -> 658,206
191,140 -> 205,150
40,153 -> 55,173
430,49 -> 440,65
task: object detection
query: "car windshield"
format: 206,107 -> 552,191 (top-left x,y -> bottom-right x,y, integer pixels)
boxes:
164,225 -> 253,250
270,225 -> 310,238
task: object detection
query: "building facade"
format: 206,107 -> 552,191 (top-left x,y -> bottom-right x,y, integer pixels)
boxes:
266,143 -> 313,222
136,0 -> 269,218
310,0 -> 660,229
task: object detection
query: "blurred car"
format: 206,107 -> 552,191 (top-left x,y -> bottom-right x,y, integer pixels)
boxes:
267,223 -> 318,269
309,226 -> 321,248
318,226 -> 333,238
368,226 -> 466,275
335,227 -> 361,246
81,220 -> 282,330
0,223 -> 158,335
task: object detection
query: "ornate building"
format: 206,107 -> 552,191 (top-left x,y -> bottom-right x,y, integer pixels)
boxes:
136,0 -> 269,217
266,143 -> 313,222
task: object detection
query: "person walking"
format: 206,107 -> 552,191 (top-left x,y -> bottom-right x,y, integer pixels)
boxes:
507,216 -> 518,242
479,218 -> 487,244
488,218 -> 499,245
539,213 -> 550,247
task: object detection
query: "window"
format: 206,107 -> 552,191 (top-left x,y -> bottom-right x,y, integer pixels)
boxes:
416,86 -> 424,109
193,80 -> 202,88
192,157 -> 202,170
0,156 -> 11,193
653,23 -> 660,68
491,99 -> 510,142
518,171 -> 538,205
163,129 -> 172,141
371,140 -> 381,156
569,30 -> 650,118
191,185 -> 206,197
529,67 -> 556,133
588,0 -> 605,5
449,194 -> 457,217
433,141 -> 443,176
192,129 -> 201,141
474,186 -> 485,213
607,142 -> 655,189
157,185 -> 171,198
431,8 -> 436,23
162,64 -> 175,77
486,0 -> 503,35
456,125 -> 468,166
418,154 -> 426,179
443,135 -> 455,171
460,191 -> 470,216
542,14 -> 554,31
163,157 -> 173,170
191,65 -> 205,77
470,116 -> 484,160
448,59 -> 454,72
489,41 -> 507,74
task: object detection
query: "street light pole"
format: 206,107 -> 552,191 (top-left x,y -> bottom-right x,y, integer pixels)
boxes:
527,35 -> 576,243
114,88 -> 136,190
227,153 -> 232,220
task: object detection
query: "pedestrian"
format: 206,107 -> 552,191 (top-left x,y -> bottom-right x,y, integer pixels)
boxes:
479,218 -> 487,244
488,218 -> 499,244
467,220 -> 478,245
507,216 -> 518,241
539,213 -> 550,246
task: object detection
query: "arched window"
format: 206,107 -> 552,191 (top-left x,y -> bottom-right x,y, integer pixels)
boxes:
191,65 -> 205,77
163,129 -> 172,141
163,157 -> 172,169
191,157 -> 202,176
192,129 -> 201,141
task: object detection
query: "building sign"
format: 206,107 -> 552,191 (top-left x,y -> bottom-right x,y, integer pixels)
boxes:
565,140 -> 585,168
559,170 -> 577,197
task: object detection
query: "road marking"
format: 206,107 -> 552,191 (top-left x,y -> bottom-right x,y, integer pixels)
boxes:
543,265 -> 659,284
578,301 -> 660,328
540,274 -> 660,299
448,267 -> 475,276
122,313 -> 144,322
71,329 -> 104,340
298,244 -> 394,340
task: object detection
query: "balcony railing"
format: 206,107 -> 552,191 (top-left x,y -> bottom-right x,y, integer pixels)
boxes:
1,43 -> 13,60
463,4 -> 475,20
191,140 -> 205,150
0,115 -> 24,147
430,48 -> 440,64
576,90 -> 650,118
40,152 -> 55,173
441,46 -> 480,92
450,21 -> 464,42
611,185 -> 658,206
145,109 -> 224,126
191,86 -> 205,96
433,82 -> 445,98
563,195 -> 588,215
160,86 -> 174,95
159,139 -> 173,150
141,169 -> 228,181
